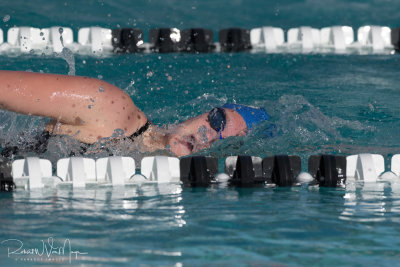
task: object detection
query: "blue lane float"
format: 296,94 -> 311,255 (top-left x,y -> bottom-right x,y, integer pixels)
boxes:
0,25 -> 398,55
2,153 -> 400,191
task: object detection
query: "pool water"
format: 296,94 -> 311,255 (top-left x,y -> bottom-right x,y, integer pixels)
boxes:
1,183 -> 400,266
1,0 -> 400,265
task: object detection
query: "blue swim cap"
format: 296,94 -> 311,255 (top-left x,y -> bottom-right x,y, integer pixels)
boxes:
222,103 -> 270,130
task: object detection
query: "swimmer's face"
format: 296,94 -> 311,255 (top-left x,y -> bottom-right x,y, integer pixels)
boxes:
167,109 -> 247,156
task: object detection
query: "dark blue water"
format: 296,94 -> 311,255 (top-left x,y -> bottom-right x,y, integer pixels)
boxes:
1,0 -> 400,265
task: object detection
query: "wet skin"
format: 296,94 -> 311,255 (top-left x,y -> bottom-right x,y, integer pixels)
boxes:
0,71 -> 247,156
167,109 -> 247,156
0,71 -> 147,144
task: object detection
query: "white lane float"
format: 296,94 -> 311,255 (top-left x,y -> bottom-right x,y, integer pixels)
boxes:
346,154 -> 385,182
250,27 -> 284,51
48,26 -> 75,53
389,154 -> 400,192
3,26 -> 75,53
12,157 -> 60,189
287,26 -> 320,50
96,156 -> 135,186
140,156 -> 180,183
390,154 -> 400,177
57,157 -> 96,188
320,26 -> 354,50
7,27 -> 49,52
78,26 -> 113,54
357,25 -> 393,51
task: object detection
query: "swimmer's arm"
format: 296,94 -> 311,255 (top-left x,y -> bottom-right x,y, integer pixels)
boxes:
0,70 -> 147,143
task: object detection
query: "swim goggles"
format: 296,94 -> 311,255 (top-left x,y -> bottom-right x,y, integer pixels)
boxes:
207,107 -> 226,139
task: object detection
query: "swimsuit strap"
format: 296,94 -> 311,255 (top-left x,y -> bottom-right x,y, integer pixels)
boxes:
127,120 -> 152,141
76,121 -> 152,156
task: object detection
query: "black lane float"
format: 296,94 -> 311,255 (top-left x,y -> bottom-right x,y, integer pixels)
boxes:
262,155 -> 302,187
308,155 -> 346,187
112,28 -> 144,53
218,28 -> 252,52
225,155 -> 265,187
181,28 -> 215,53
180,156 -> 219,187
149,28 -> 216,53
391,27 -> 400,52
0,157 -> 15,192
149,28 -> 183,53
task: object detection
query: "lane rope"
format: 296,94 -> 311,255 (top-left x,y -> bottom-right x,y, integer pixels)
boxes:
0,25 -> 398,55
1,153 -> 400,190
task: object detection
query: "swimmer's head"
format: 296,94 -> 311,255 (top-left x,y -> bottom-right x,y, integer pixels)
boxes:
221,103 -> 270,130
167,104 -> 269,156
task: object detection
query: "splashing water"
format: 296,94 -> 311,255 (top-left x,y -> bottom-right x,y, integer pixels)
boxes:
56,27 -> 75,76
1,27 -> 76,157
59,27 -> 64,46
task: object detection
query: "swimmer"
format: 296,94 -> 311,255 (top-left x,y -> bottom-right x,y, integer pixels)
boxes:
0,70 -> 270,156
